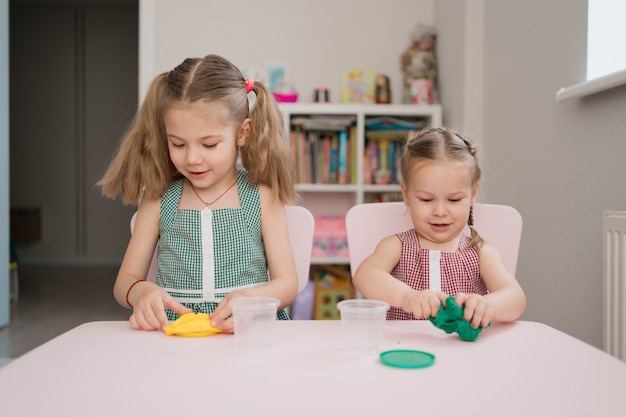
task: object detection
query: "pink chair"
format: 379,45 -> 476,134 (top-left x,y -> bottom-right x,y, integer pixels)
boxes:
345,202 -> 523,276
130,205 -> 315,292
285,205 -> 315,293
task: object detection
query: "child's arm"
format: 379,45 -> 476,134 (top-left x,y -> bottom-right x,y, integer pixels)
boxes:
210,184 -> 299,332
353,235 -> 446,319
113,198 -> 191,331
455,242 -> 527,328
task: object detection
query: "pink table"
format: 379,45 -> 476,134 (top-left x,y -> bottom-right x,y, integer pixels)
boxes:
1,320 -> 625,416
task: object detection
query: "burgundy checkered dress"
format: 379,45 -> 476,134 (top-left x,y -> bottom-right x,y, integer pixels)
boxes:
387,229 -> 488,320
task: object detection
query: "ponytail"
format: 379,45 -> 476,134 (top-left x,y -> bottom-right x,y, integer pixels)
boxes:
240,81 -> 297,204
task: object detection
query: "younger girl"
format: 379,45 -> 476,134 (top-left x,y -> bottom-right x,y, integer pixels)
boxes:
98,54 -> 298,332
353,127 -> 526,328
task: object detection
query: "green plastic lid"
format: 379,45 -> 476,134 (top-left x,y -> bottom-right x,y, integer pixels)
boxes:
379,349 -> 435,369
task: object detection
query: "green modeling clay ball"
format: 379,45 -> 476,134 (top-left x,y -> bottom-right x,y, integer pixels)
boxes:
429,296 -> 490,341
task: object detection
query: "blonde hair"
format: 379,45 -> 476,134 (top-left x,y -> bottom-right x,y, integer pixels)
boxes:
400,127 -> 483,249
98,54 -> 296,205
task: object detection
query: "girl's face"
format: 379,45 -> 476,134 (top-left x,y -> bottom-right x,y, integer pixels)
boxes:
164,101 -> 248,190
401,159 -> 478,251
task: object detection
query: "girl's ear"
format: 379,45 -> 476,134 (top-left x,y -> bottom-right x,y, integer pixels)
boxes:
471,181 -> 480,205
400,181 -> 410,207
237,118 -> 251,146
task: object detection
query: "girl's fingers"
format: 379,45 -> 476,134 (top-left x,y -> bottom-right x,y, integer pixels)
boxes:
211,308 -> 233,329
218,315 -> 235,333
429,296 -> 442,317
129,299 -> 168,331
470,303 -> 485,329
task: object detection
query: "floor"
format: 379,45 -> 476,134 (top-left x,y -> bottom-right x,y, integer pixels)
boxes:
0,265 -> 130,360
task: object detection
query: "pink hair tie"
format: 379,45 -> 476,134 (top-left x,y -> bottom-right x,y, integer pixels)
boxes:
244,78 -> 254,93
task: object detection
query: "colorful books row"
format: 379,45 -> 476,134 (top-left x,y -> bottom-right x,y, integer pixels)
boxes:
364,137 -> 406,185
290,124 -> 357,185
363,117 -> 422,185
289,115 -> 425,185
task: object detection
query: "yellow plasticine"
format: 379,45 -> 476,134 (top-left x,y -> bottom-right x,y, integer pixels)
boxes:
164,312 -> 222,337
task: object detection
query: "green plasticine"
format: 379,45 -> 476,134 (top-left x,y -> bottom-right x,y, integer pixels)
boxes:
429,297 -> 490,341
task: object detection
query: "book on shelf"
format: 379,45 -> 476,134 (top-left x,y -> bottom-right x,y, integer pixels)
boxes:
350,125 -> 357,185
291,115 -> 356,131
365,130 -> 414,141
329,134 -> 338,184
337,130 -> 348,184
290,115 -> 357,185
365,116 -> 425,131
321,136 -> 331,184
308,132 -> 318,184
361,115 -> 424,185
363,136 -> 405,185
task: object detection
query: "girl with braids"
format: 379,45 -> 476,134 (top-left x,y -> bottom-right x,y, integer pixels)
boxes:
98,54 -> 298,332
353,127 -> 526,328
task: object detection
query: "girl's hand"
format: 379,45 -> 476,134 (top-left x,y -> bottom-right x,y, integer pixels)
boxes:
209,291 -> 251,334
402,290 -> 448,319
454,292 -> 493,329
128,282 -> 192,331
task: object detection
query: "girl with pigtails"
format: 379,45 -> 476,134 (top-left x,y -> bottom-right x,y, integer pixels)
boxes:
99,54 -> 298,332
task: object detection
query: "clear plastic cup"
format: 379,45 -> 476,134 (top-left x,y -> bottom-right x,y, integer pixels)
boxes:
230,296 -> 280,351
337,299 -> 390,353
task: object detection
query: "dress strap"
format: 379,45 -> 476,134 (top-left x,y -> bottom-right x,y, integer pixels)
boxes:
236,169 -> 262,243
159,178 -> 184,234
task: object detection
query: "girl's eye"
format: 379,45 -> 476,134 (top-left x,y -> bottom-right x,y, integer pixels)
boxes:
203,143 -> 218,148
171,143 -> 184,148
449,198 -> 461,202
419,198 -> 433,202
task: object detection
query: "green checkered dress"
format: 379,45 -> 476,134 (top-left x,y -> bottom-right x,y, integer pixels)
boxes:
156,169 -> 289,321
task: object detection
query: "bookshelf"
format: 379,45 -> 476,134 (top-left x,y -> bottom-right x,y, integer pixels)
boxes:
278,103 -> 442,265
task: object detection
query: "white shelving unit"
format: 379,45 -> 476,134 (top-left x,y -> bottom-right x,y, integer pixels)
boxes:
279,103 -> 442,265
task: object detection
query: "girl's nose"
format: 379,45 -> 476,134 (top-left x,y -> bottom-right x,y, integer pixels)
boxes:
433,201 -> 447,216
186,148 -> 202,164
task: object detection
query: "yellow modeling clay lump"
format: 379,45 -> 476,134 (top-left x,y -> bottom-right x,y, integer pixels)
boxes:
164,312 -> 222,337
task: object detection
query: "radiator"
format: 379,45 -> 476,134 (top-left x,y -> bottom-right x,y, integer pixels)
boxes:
603,210 -> 626,362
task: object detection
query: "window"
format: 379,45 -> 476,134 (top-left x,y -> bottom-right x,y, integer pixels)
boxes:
556,0 -> 626,102
587,0 -> 626,80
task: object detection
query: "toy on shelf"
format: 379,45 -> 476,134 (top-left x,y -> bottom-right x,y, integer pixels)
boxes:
341,68 -> 376,104
374,74 -> 391,104
313,265 -> 354,320
312,215 -> 348,258
401,23 -> 438,104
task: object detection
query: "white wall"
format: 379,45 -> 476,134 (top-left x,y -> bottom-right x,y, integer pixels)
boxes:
470,0 -> 626,348
0,0 -> 9,327
140,0 -> 434,104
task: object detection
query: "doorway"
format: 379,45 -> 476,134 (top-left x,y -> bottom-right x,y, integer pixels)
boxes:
3,0 -> 138,352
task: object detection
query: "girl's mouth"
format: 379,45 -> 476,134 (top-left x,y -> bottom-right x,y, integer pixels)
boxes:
188,170 -> 207,178
430,223 -> 450,231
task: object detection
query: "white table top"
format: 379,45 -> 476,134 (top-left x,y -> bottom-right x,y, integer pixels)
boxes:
1,320 -> 625,416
